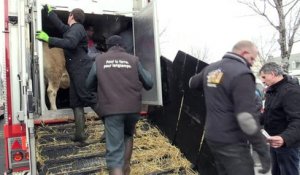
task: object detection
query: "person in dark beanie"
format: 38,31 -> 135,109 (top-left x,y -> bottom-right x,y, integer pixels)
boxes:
36,5 -> 97,143
259,62 -> 300,175
86,35 -> 153,175
189,40 -> 271,175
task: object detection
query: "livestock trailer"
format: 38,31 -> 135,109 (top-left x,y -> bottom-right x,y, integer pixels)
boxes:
1,0 -> 216,174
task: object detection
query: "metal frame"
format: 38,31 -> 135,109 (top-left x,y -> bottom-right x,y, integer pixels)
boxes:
133,0 -> 162,105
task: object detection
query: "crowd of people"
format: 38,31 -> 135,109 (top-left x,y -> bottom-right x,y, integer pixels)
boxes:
190,41 -> 300,175
36,4 -> 300,175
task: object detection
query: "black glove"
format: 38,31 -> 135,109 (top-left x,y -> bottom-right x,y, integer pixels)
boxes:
42,4 -> 53,16
248,133 -> 271,174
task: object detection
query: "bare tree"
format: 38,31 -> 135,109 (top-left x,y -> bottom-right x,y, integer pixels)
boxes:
189,46 -> 210,62
238,0 -> 300,73
256,33 -> 278,64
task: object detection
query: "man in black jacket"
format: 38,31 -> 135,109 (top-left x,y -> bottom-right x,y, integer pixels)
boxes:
36,6 -> 97,142
189,40 -> 270,175
259,62 -> 300,175
86,35 -> 153,175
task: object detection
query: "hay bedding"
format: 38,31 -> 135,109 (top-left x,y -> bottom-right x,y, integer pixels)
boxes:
35,112 -> 197,175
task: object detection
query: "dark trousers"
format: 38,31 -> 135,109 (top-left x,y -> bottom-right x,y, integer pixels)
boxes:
68,59 -> 97,108
206,140 -> 254,175
270,147 -> 299,175
104,113 -> 140,169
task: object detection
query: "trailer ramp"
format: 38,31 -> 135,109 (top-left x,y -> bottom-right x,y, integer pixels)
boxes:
35,113 -> 197,175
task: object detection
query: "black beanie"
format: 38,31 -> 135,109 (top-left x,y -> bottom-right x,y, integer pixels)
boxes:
106,35 -> 124,48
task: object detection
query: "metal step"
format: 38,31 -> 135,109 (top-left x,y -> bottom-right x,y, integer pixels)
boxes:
38,156 -> 106,175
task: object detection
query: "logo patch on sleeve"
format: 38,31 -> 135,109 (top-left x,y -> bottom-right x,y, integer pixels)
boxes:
207,69 -> 223,87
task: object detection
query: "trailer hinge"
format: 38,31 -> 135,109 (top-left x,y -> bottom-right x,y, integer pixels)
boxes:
26,14 -> 32,23
8,16 -> 18,25
27,91 -> 35,113
17,111 -> 25,122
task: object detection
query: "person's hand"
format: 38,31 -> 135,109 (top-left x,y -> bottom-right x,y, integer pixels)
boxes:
43,4 -> 53,14
267,136 -> 284,148
36,31 -> 49,42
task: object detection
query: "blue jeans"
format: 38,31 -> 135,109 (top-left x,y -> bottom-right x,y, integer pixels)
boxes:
104,113 -> 140,169
270,147 -> 299,175
299,148 -> 300,174
206,140 -> 254,175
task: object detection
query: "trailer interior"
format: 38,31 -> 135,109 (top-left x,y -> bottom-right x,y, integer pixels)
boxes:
41,10 -> 134,109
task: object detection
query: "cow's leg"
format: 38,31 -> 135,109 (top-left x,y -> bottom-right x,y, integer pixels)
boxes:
59,70 -> 70,89
47,81 -> 59,110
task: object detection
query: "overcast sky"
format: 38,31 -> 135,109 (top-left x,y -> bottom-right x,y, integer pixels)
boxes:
156,0 -> 300,63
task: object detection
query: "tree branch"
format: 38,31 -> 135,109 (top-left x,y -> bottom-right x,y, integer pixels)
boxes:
238,0 -> 279,29
284,0 -> 299,18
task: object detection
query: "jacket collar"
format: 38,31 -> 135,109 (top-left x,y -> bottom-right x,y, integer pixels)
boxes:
108,46 -> 126,52
222,52 -> 251,68
266,75 -> 287,93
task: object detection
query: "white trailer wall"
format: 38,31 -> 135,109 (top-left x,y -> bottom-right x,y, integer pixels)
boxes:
39,0 -> 134,15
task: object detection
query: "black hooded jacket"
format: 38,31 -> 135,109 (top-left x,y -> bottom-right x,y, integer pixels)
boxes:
47,11 -> 92,73
262,75 -> 300,147
189,52 -> 258,143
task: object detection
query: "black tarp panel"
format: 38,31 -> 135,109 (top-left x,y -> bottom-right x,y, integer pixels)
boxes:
148,56 -> 181,141
148,51 -> 218,174
196,139 -> 218,175
173,53 -> 206,163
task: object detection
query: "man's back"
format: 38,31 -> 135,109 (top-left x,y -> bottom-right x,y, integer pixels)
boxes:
95,46 -> 142,116
201,53 -> 256,143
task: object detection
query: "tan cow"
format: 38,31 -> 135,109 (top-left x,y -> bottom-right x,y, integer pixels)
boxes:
43,43 -> 70,110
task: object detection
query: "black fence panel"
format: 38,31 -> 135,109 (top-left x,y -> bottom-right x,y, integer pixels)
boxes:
149,51 -> 217,174
196,140 -> 218,175
172,53 -> 206,165
148,56 -> 182,141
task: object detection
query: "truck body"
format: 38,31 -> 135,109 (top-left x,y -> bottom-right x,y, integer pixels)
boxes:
1,0 -> 165,174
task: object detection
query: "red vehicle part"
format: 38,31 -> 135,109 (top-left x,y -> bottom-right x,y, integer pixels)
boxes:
4,124 -> 29,172
3,0 -> 29,172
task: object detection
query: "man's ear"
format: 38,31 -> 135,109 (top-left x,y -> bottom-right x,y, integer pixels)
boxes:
240,50 -> 249,58
271,72 -> 276,77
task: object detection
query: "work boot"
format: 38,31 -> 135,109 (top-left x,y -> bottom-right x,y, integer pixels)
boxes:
123,137 -> 133,175
72,107 -> 87,143
100,116 -> 105,143
91,102 -> 102,120
100,132 -> 106,143
109,168 -> 123,175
